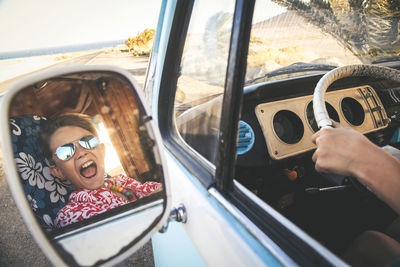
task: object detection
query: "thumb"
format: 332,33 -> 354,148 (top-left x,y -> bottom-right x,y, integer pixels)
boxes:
331,120 -> 342,128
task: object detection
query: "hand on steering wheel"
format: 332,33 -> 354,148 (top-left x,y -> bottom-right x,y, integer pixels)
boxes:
311,120 -> 377,178
311,64 -> 400,201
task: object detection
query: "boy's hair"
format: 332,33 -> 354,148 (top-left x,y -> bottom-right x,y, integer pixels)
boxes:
41,113 -> 98,164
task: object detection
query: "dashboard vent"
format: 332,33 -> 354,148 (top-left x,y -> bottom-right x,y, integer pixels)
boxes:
237,120 -> 255,155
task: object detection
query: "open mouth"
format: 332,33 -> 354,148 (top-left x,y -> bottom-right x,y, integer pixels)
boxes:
80,160 -> 97,179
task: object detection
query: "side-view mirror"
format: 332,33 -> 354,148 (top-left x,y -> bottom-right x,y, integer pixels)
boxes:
0,65 -> 170,266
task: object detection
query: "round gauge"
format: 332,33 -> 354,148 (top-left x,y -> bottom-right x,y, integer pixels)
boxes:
341,97 -> 364,126
306,101 -> 340,132
273,110 -> 304,144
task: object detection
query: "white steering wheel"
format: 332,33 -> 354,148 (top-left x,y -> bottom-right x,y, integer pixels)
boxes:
313,64 -> 400,129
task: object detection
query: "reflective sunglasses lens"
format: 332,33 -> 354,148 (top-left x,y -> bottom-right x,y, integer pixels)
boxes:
79,135 -> 99,150
56,144 -> 75,161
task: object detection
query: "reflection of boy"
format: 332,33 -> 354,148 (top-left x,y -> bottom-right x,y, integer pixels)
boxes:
41,114 -> 161,228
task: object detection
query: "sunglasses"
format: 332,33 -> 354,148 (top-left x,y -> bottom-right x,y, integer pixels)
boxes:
54,135 -> 99,161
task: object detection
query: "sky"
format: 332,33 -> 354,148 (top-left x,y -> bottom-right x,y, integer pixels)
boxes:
0,0 -> 161,53
253,0 -> 286,24
0,0 -> 288,55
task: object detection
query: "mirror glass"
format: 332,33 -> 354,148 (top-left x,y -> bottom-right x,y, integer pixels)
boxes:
6,70 -> 165,265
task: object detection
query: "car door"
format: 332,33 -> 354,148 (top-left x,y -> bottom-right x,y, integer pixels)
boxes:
147,0 -> 285,266
145,0 -> 347,266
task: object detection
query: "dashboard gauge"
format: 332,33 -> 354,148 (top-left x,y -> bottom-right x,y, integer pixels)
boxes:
341,97 -> 365,126
273,110 -> 304,144
306,101 -> 340,132
254,85 -> 387,160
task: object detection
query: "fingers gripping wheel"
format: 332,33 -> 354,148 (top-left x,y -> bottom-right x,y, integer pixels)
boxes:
310,65 -> 400,194
313,64 -> 400,129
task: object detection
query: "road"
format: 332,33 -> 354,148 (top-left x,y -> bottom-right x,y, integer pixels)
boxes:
0,51 -> 154,266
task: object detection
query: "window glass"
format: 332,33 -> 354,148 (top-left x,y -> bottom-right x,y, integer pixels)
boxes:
246,0 -> 370,85
174,0 -> 235,164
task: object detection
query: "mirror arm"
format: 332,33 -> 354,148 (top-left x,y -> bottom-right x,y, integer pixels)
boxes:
159,204 -> 187,233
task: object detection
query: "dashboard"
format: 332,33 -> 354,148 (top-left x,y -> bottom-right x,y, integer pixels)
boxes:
236,74 -> 400,170
254,85 -> 389,159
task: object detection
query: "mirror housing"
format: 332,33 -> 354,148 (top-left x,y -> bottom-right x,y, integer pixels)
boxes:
0,65 -> 170,266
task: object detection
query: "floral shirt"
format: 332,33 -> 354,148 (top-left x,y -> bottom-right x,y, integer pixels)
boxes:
54,174 -> 160,228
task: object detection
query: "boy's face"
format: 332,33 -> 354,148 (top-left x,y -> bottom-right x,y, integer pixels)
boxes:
49,126 -> 106,190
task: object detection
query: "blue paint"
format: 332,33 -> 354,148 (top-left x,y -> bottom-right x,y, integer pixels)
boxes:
152,223 -> 207,267
390,129 -> 400,144
203,191 -> 284,267
237,120 -> 255,155
391,128 -> 400,143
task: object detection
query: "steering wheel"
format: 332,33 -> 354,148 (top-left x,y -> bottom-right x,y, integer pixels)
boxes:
311,64 -> 400,192
313,64 -> 400,129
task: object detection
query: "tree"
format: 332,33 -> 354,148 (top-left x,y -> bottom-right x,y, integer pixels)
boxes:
272,0 -> 400,62
125,29 -> 155,56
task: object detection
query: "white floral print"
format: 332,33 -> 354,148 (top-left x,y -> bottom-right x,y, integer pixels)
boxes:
43,167 -> 68,203
27,194 -> 38,211
15,152 -> 45,189
9,119 -> 21,136
43,214 -> 55,231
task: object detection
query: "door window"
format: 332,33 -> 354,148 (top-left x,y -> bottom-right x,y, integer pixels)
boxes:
173,0 -> 235,164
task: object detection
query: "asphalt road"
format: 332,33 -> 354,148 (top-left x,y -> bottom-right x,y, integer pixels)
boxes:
0,52 -> 155,266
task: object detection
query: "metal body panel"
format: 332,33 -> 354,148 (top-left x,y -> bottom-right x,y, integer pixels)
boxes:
152,223 -> 207,267
153,149 -> 283,266
149,1 -> 283,265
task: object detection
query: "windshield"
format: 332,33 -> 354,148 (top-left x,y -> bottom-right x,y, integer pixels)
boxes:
247,0 -> 400,85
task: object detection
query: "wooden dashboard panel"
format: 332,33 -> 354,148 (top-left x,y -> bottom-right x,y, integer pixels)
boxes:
255,86 -> 389,160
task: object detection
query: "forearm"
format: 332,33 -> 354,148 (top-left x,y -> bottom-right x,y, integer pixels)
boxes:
354,147 -> 400,214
